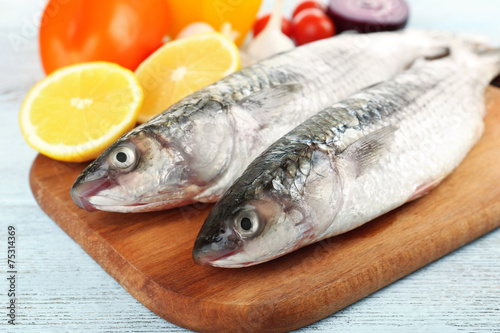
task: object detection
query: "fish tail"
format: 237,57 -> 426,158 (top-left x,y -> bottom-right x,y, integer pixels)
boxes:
450,44 -> 500,82
483,48 -> 500,88
477,48 -> 500,75
423,29 -> 490,51
403,29 -> 450,59
405,29 -> 492,60
446,45 -> 500,118
477,48 -> 500,117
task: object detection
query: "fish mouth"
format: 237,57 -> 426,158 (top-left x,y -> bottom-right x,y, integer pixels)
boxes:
192,219 -> 241,266
192,245 -> 238,266
71,176 -> 199,213
71,167 -> 203,212
84,197 -> 196,213
71,176 -> 115,212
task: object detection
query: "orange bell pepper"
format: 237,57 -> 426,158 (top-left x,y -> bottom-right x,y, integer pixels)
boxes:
167,0 -> 263,45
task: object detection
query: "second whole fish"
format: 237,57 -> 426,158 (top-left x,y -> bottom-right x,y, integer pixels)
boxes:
193,47 -> 500,267
71,30 -> 449,212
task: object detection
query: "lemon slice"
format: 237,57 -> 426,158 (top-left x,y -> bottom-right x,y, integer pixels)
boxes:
135,32 -> 240,123
19,62 -> 143,162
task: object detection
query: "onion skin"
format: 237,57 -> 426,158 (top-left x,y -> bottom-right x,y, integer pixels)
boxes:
326,0 -> 409,34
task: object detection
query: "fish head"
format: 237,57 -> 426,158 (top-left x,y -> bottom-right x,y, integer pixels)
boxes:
71,100 -> 235,212
193,182 -> 309,268
193,148 -> 345,268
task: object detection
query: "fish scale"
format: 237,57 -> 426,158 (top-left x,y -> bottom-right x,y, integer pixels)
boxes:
71,30 -> 453,213
193,47 -> 500,268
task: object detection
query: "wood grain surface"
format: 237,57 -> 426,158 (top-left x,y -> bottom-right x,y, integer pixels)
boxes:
28,86 -> 500,333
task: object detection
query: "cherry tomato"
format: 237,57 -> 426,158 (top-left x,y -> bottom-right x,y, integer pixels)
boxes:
39,0 -> 170,74
291,8 -> 336,46
253,13 -> 293,39
292,0 -> 325,18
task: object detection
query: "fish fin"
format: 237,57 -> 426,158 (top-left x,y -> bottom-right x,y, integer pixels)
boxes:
340,125 -> 397,178
237,84 -> 302,123
408,56 -> 429,69
407,176 -> 445,202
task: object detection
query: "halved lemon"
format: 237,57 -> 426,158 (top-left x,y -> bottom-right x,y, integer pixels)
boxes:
19,62 -> 143,162
135,32 -> 240,123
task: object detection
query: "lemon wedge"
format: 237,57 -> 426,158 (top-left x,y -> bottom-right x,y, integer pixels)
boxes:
135,32 -> 240,123
19,62 -> 143,162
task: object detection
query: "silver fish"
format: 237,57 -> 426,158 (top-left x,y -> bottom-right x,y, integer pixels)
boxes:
193,48 -> 500,268
71,30 -> 448,212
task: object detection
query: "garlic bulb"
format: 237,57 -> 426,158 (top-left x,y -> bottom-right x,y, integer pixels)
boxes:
244,0 -> 295,65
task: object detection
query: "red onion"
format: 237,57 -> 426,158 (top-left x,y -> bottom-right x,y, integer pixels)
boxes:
327,0 -> 409,33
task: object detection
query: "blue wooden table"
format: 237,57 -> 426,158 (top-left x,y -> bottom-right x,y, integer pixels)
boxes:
1,0 -> 499,332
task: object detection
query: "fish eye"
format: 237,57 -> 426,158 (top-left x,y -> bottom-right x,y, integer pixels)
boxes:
234,209 -> 261,238
109,144 -> 139,171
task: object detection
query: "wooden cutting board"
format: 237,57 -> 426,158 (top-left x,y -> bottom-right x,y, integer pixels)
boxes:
30,86 -> 500,333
